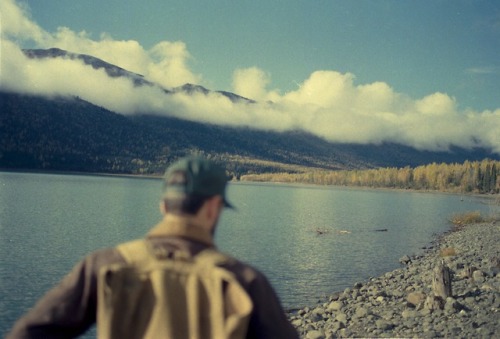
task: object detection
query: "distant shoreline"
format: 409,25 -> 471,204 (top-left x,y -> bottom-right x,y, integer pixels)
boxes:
0,168 -> 163,180
235,178 -> 499,201
2,167 -> 498,200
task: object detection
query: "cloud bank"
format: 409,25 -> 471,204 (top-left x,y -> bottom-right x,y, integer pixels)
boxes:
1,0 -> 499,153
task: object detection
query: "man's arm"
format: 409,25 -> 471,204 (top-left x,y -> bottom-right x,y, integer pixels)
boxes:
243,268 -> 299,339
6,248 -> 123,338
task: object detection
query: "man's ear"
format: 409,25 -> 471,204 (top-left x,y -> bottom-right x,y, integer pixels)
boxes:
205,196 -> 223,221
159,200 -> 167,215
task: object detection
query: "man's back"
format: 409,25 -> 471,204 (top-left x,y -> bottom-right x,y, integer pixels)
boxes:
98,238 -> 253,339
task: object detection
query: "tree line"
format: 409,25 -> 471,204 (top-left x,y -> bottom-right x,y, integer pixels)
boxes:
240,159 -> 499,194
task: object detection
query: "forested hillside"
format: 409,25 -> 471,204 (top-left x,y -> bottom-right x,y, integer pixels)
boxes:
1,91 -> 499,178
242,159 -> 500,194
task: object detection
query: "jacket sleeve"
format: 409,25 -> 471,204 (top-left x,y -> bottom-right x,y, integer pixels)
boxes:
6,248 -> 123,339
244,268 -> 299,339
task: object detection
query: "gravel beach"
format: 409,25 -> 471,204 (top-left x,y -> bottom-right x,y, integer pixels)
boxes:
288,220 -> 500,338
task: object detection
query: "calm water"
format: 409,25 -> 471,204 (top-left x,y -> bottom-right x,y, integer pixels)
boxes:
0,171 -> 496,335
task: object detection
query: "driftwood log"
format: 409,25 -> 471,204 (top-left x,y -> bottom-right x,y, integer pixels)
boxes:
432,260 -> 453,299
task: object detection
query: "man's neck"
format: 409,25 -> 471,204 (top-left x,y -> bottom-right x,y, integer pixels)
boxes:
147,214 -> 215,246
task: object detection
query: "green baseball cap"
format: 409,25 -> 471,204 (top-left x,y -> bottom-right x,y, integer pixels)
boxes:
163,156 -> 233,208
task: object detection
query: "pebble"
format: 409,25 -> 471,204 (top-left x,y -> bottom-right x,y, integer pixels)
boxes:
288,221 -> 500,338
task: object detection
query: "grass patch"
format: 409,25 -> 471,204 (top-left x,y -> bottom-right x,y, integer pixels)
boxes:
439,247 -> 457,257
450,211 -> 484,228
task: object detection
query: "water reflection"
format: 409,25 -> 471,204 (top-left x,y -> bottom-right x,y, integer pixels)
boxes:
219,182 -> 495,308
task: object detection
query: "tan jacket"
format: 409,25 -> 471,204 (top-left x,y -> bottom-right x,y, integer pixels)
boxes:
7,218 -> 298,338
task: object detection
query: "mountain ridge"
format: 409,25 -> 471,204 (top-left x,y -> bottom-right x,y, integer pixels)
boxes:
22,48 -> 254,103
2,90 -> 498,178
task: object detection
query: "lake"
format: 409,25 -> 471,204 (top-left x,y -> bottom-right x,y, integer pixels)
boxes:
0,171 -> 496,335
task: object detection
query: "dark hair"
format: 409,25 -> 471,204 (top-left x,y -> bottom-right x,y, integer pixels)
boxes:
162,170 -> 187,193
163,195 -> 211,215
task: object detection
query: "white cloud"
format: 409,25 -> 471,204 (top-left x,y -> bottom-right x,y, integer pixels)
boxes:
1,0 -> 499,154
465,66 -> 500,75
415,92 -> 456,116
232,67 -> 276,101
0,0 -> 50,43
147,41 -> 201,88
43,27 -> 201,89
283,71 -> 355,109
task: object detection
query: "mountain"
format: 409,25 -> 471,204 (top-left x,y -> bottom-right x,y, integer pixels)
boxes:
2,91 -> 498,178
2,48 -> 499,176
22,48 -> 253,103
23,48 -> 154,88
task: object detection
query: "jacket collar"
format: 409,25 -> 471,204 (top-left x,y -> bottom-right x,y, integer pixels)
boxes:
147,216 -> 215,247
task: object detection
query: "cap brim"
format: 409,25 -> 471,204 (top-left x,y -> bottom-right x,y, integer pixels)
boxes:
164,190 -> 235,210
223,198 -> 235,209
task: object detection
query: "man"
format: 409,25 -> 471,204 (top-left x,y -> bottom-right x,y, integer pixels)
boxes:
8,156 -> 298,338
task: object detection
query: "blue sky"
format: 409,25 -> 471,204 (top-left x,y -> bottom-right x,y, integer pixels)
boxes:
1,0 -> 500,152
20,0 -> 500,111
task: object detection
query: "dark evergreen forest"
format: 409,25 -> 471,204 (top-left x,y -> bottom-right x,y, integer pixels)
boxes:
2,91 -> 499,181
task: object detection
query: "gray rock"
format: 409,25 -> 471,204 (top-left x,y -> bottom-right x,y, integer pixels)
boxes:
309,312 -> 323,323
424,295 -> 444,311
326,301 -> 342,312
401,309 -> 418,319
312,307 -> 325,316
400,255 -> 411,264
392,290 -> 405,298
444,297 -> 463,314
407,291 -> 426,306
486,267 -> 500,277
305,330 -> 325,339
473,270 -> 485,283
375,319 -> 394,330
330,321 -> 346,333
423,330 -> 438,338
380,310 -> 396,320
335,312 -> 347,325
354,306 -> 369,318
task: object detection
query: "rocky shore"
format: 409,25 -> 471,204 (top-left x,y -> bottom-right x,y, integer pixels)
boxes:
288,220 -> 500,338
